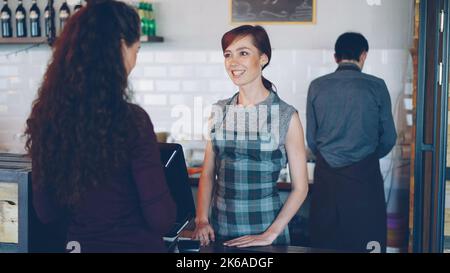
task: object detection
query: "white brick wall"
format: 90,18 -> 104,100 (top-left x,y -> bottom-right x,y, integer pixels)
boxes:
143,94 -> 167,106
134,79 -> 154,92
144,66 -> 167,78
154,80 -> 180,92
0,46 -> 410,153
181,80 -> 205,92
136,52 -> 154,64
181,52 -> 208,64
154,52 -> 183,64
0,67 -> 19,77
169,66 -> 195,78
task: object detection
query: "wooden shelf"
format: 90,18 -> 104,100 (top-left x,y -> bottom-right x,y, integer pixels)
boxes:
0,37 -> 49,45
140,35 -> 164,43
0,35 -> 164,45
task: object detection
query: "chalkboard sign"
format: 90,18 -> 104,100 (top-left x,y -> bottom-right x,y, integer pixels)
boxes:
231,0 -> 316,24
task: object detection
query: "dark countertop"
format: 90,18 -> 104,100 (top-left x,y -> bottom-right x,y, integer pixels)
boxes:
173,224 -> 332,254
198,242 -> 337,253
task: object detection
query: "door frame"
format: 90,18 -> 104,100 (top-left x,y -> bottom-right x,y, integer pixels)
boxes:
414,0 -> 448,253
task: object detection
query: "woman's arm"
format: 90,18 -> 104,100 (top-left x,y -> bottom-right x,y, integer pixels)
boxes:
131,109 -> 176,235
225,112 -> 309,247
192,140 -> 216,246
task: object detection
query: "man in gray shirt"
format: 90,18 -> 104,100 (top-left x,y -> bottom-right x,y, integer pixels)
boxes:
306,32 -> 396,253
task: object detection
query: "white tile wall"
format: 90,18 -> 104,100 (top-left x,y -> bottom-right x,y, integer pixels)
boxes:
0,47 -> 411,154
136,52 -> 154,63
144,66 -> 167,78
153,52 -> 176,64
182,80 -> 205,92
181,52 -> 208,64
0,79 -> 8,90
133,79 -> 154,92
143,94 -> 167,106
154,80 -> 180,92
0,67 -> 19,77
168,66 -> 195,78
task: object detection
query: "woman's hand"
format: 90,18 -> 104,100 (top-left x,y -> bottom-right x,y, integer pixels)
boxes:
223,231 -> 278,248
192,220 -> 215,246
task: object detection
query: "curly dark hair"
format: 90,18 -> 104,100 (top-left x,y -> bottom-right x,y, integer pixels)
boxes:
25,0 -> 141,209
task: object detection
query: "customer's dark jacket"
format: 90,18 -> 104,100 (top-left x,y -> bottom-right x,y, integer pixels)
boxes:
32,104 -> 176,253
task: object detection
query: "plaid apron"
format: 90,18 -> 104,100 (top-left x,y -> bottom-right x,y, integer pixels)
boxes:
210,91 -> 290,245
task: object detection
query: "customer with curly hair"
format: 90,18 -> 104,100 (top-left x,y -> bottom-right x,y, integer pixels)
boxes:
25,0 -> 176,253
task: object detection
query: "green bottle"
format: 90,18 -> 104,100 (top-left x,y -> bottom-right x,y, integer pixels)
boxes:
147,3 -> 155,36
144,18 -> 150,36
138,2 -> 145,37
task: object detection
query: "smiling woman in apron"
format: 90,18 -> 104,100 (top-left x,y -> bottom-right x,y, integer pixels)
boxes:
192,25 -> 309,247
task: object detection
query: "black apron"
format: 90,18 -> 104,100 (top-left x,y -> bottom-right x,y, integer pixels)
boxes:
308,152 -> 387,253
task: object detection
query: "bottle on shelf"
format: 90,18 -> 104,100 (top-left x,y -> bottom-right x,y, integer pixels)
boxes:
0,0 -> 12,38
147,2 -> 155,36
74,0 -> 82,13
44,0 -> 55,37
29,0 -> 41,37
59,0 -> 70,33
137,2 -> 145,37
15,0 -> 27,37
137,2 -> 157,38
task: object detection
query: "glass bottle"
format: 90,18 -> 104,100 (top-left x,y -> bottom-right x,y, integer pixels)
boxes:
74,0 -> 82,13
147,3 -> 155,36
59,0 -> 70,33
30,0 -> 41,37
15,0 -> 27,37
44,1 -> 55,37
0,0 -> 12,38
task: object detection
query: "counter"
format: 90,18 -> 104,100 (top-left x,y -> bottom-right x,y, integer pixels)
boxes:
198,242 -> 337,253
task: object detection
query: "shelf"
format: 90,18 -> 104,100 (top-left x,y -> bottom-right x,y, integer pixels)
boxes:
0,37 -> 49,45
140,35 -> 164,43
0,36 -> 163,45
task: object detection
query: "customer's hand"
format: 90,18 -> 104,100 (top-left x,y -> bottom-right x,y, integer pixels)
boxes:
223,231 -> 278,248
192,220 -> 215,246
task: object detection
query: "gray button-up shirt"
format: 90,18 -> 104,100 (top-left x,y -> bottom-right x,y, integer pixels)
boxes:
306,62 -> 397,168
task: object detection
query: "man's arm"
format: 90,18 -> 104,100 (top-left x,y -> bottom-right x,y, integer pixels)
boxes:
377,81 -> 397,158
306,83 -> 318,155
